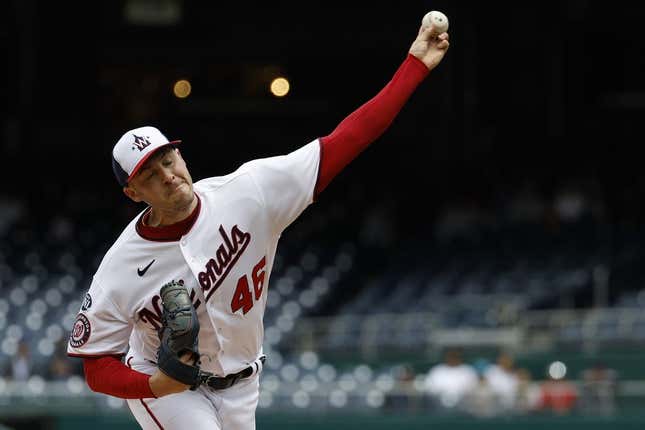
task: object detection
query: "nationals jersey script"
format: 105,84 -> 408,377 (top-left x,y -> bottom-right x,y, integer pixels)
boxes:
68,140 -> 320,377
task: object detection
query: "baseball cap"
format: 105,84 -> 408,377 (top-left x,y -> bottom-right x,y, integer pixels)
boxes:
111,126 -> 181,186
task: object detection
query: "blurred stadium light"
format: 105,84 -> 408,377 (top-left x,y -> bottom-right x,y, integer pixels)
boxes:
123,0 -> 183,26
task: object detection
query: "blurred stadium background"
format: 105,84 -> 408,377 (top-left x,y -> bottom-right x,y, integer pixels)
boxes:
2,0 -> 645,429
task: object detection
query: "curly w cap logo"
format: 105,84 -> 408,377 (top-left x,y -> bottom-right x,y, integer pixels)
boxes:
132,134 -> 152,151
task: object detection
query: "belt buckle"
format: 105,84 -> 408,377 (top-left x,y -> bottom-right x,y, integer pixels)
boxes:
202,372 -> 240,390
201,358 -> 265,390
200,371 -> 217,387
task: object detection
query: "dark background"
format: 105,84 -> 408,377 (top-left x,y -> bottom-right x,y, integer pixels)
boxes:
2,0 -> 644,231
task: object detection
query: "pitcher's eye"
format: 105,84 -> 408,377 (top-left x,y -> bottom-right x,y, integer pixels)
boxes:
162,155 -> 174,167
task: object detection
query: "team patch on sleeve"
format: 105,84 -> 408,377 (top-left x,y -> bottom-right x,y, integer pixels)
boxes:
69,313 -> 91,347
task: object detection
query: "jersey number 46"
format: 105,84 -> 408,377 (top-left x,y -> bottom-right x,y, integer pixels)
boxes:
231,256 -> 266,315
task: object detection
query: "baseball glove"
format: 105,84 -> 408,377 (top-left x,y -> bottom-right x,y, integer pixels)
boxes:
156,280 -> 203,389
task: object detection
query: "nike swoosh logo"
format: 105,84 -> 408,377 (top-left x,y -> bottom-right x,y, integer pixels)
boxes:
137,259 -> 156,277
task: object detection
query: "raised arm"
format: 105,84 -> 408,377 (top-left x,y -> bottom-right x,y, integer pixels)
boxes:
314,25 -> 450,197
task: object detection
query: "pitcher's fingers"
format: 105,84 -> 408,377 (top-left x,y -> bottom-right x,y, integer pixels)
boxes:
419,25 -> 441,41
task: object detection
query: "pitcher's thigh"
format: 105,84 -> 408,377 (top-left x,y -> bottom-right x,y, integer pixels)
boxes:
216,375 -> 260,430
127,389 -> 220,430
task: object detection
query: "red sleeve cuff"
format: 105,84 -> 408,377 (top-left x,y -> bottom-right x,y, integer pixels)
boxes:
405,53 -> 431,77
83,356 -> 156,399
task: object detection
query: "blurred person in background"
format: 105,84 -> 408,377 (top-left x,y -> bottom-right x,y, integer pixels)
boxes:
462,360 -> 502,418
514,368 -> 541,414
424,347 -> 478,411
580,362 -> 617,416
48,340 -> 77,380
384,363 -> 420,412
537,363 -> 579,415
483,351 -> 519,412
9,341 -> 31,381
49,355 -> 73,381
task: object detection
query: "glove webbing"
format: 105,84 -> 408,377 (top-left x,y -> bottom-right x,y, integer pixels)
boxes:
156,342 -> 201,386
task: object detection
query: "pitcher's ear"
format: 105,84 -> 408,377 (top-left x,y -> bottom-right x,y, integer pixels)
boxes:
123,185 -> 142,203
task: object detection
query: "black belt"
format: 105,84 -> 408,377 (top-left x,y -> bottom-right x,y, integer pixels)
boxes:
203,356 -> 265,390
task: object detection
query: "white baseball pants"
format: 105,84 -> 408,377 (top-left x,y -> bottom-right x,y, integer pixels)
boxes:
127,373 -> 260,430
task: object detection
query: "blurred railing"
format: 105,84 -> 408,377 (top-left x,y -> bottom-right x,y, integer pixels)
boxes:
1,376 -> 645,416
276,307 -> 645,358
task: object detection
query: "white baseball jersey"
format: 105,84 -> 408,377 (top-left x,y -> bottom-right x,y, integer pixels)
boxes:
68,140 -> 320,378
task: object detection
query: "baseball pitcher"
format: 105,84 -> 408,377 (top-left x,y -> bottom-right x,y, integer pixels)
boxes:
67,21 -> 449,429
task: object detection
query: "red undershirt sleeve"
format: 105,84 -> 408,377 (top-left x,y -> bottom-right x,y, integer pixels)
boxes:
314,53 -> 430,197
83,356 -> 156,399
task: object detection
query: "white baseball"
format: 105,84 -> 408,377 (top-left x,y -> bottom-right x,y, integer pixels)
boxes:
422,11 -> 449,33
